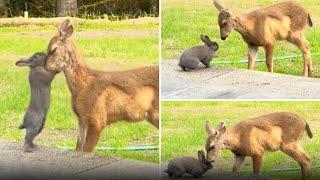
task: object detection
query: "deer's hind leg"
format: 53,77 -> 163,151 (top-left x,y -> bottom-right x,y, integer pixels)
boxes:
147,109 -> 159,128
288,32 -> 313,77
147,96 -> 159,128
281,143 -> 311,180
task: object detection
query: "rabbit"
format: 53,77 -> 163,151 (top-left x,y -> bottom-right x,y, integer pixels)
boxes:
178,35 -> 219,71
16,52 -> 57,152
164,150 -> 213,178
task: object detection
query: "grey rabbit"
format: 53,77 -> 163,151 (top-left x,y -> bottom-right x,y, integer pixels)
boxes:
179,35 -> 219,71
164,150 -> 213,178
16,52 -> 57,152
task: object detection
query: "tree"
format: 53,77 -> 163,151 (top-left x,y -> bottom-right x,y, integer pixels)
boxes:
150,0 -> 158,16
56,0 -> 78,17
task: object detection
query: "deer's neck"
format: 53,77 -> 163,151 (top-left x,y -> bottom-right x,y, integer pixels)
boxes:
63,45 -> 91,94
221,131 -> 239,151
233,14 -> 254,38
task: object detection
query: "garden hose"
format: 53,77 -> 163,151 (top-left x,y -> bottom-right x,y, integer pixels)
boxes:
212,52 -> 320,64
61,145 -> 159,151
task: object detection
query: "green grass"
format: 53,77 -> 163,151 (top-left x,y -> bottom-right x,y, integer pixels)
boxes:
0,18 -> 159,163
162,0 -> 320,77
161,101 -> 320,179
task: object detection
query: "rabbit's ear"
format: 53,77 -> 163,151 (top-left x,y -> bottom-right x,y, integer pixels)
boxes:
213,42 -> 219,51
198,150 -> 205,161
200,35 -> 212,46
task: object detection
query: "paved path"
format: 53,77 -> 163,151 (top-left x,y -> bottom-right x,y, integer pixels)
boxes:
161,60 -> 320,99
160,164 -> 276,180
0,141 -> 159,180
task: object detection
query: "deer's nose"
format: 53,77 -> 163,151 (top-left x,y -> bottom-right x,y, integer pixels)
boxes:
221,36 -> 226,41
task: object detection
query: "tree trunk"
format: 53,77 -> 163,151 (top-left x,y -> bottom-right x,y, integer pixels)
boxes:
0,0 -> 7,17
56,0 -> 78,17
150,0 -> 158,16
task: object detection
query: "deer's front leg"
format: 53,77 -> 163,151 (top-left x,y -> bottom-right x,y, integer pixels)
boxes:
265,44 -> 275,73
76,119 -> 87,151
232,155 -> 245,174
251,154 -> 263,176
248,45 -> 259,70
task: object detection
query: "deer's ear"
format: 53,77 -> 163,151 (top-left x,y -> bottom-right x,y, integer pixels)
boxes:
205,121 -> 215,136
216,122 -> 226,134
59,19 -> 73,40
222,9 -> 235,19
213,0 -> 225,11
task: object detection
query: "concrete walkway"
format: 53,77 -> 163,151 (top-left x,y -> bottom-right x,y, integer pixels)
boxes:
160,164 -> 276,180
161,60 -> 320,99
0,141 -> 160,180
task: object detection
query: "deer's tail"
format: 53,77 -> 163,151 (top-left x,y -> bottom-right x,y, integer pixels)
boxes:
308,13 -> 313,27
305,123 -> 313,139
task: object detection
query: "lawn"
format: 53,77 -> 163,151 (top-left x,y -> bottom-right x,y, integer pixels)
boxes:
162,0 -> 320,77
161,101 -> 320,179
0,17 -> 159,163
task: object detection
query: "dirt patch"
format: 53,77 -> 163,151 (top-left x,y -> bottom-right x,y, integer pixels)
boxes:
0,17 -> 158,26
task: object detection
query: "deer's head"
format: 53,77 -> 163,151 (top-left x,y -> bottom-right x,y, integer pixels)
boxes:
213,0 -> 236,40
45,19 -> 74,72
205,120 -> 226,162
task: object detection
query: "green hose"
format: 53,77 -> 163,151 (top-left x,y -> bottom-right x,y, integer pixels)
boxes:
212,52 -> 320,64
61,145 -> 159,151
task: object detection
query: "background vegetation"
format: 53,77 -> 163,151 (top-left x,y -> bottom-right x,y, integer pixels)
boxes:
162,0 -> 320,77
162,101 -> 320,180
0,18 -> 159,162
1,0 -> 159,19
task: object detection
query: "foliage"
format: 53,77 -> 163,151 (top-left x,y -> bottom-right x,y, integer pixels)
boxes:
3,0 -> 159,18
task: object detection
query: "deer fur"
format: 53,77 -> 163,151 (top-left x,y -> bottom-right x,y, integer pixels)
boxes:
213,0 -> 313,77
44,19 -> 159,152
205,112 -> 312,180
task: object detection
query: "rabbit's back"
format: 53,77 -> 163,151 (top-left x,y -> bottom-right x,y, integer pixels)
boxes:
168,157 -> 200,172
181,46 -> 215,60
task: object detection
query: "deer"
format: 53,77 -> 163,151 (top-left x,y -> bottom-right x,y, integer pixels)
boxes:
213,0 -> 313,77
205,112 -> 313,180
44,19 -> 159,152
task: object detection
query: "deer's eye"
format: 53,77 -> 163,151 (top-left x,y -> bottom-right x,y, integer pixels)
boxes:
207,146 -> 215,152
50,48 -> 57,55
221,22 -> 228,27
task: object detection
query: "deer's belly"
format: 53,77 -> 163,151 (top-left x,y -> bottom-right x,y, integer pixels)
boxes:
250,126 -> 282,152
264,16 -> 291,41
104,86 -> 155,122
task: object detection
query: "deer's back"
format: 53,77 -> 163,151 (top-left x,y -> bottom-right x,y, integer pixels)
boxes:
249,1 -> 308,31
230,112 -> 307,154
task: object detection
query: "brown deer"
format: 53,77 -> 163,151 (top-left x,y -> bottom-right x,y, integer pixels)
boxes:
213,0 -> 313,77
44,19 -> 159,152
205,112 -> 313,180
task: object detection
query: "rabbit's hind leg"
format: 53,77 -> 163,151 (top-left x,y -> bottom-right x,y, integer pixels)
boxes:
200,57 -> 212,68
